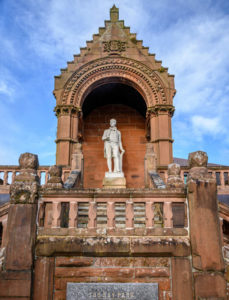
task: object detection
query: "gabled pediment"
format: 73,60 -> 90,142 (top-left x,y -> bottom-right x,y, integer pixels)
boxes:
55,5 -> 174,91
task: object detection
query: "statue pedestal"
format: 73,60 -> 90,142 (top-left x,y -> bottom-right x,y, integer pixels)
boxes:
103,172 -> 126,189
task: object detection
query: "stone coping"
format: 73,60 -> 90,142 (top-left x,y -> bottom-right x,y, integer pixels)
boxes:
40,188 -> 186,198
35,236 -> 190,257
38,227 -> 188,237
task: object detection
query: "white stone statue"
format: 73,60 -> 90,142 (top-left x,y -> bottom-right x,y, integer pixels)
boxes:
102,119 -> 125,177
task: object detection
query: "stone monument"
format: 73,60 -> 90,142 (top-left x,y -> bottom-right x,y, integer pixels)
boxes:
102,119 -> 126,188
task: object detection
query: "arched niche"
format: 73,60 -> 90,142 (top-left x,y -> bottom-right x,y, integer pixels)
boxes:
82,82 -> 147,188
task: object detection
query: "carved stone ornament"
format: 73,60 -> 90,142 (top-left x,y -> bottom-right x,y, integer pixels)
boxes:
44,165 -> 63,189
60,57 -> 168,107
166,163 -> 184,188
187,151 -> 215,183
10,152 -> 40,204
103,40 -> 126,52
10,181 -> 39,204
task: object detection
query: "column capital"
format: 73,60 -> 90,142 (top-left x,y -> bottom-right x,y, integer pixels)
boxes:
54,105 -> 81,117
147,105 -> 175,117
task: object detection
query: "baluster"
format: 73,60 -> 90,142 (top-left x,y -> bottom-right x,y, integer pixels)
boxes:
180,170 -> 184,183
88,200 -> 97,229
3,171 -> 8,185
12,171 -> 16,183
220,171 -> 225,187
45,171 -> 49,184
38,202 -> 45,227
52,202 -> 61,228
1,218 -> 8,247
107,201 -> 115,229
146,201 -> 154,228
164,171 -> 168,184
163,202 -> 173,228
69,201 -> 78,228
126,199 -> 134,229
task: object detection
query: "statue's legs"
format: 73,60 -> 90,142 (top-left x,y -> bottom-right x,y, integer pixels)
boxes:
112,144 -> 120,173
105,142 -> 112,172
114,157 -> 120,172
107,157 -> 112,173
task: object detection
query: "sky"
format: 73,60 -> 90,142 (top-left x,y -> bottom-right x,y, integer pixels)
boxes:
0,0 -> 229,166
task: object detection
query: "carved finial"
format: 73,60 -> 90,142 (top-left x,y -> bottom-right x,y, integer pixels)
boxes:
110,5 -> 119,22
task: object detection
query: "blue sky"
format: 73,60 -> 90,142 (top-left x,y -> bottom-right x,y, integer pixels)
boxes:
0,0 -> 229,166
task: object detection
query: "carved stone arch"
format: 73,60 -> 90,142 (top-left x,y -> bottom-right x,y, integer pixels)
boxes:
75,71 -> 151,109
61,57 -> 168,108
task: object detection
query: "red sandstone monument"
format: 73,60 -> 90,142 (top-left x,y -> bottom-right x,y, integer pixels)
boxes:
0,6 -> 229,299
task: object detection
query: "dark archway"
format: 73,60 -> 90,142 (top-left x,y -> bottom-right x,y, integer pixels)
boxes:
82,83 -> 147,118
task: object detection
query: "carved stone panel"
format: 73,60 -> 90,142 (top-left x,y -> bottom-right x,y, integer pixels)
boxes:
67,283 -> 158,300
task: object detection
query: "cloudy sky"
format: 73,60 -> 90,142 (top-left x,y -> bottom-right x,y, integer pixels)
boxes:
0,0 -> 229,166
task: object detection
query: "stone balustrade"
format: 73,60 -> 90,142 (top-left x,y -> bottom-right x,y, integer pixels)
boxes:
158,167 -> 229,187
38,194 -> 186,232
1,165 -> 228,187
0,165 -> 71,186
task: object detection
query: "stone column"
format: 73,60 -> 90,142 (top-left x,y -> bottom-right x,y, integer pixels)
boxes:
0,153 -> 40,299
55,105 -> 81,166
187,151 -> 226,299
149,105 -> 174,166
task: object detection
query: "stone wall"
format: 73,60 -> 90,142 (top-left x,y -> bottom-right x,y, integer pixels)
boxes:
83,104 -> 146,188
34,256 -> 172,300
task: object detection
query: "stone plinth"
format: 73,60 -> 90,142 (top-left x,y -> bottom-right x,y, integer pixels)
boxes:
103,176 -> 126,189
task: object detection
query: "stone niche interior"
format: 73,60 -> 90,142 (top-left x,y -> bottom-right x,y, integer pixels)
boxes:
82,83 -> 147,188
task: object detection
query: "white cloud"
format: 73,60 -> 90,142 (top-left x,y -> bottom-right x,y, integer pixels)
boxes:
191,115 -> 224,137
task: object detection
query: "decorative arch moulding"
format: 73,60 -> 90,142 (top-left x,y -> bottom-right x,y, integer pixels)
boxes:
58,57 -> 175,110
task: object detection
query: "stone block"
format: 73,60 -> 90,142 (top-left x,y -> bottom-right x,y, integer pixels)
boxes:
131,237 -> 190,256
0,278 -> 31,297
33,257 -> 55,300
5,204 -> 37,270
188,181 -> 224,271
56,256 -> 94,267
103,177 -> 126,189
36,236 -> 130,256
171,257 -> 193,300
194,273 -> 226,299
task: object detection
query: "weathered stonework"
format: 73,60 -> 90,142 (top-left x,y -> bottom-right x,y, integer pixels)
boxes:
187,151 -> 226,298
0,152 -> 40,299
44,165 -> 63,189
166,163 -> 184,188
10,153 -> 39,204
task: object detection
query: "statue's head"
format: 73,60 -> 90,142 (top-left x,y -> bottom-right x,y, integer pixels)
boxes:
110,119 -> 117,127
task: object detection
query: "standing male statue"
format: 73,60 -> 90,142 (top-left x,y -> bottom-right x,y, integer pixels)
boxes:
102,119 -> 125,175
